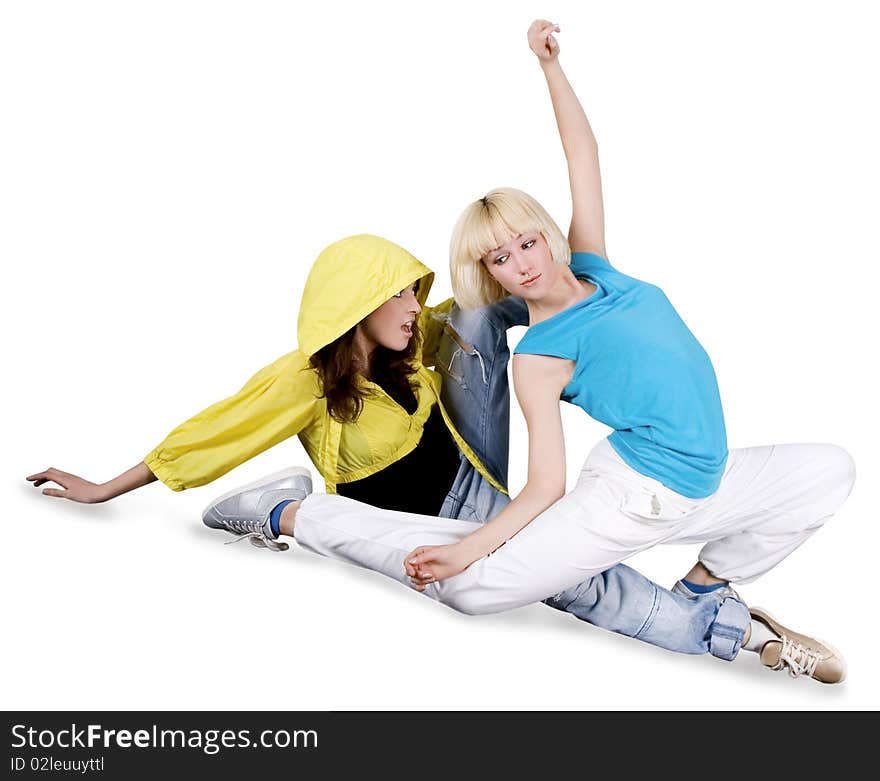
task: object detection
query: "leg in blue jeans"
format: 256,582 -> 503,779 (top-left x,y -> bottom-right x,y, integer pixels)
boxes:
434,297 -> 750,660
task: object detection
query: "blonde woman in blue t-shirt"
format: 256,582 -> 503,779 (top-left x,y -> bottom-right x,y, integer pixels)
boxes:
136,20 -> 854,682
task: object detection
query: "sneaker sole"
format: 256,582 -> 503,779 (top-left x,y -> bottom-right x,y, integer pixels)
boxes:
750,606 -> 847,683
201,466 -> 313,525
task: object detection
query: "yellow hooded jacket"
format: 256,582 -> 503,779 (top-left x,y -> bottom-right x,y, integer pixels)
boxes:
144,235 -> 506,496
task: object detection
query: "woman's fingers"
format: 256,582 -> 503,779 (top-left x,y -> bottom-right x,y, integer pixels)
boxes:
411,561 -> 435,578
531,19 -> 558,36
26,468 -> 104,503
407,547 -> 429,566
406,546 -> 443,590
26,468 -> 86,499
405,548 -> 435,587
27,467 -> 67,484
405,548 -> 433,576
528,20 -> 560,59
543,25 -> 560,44
406,559 -> 430,578
409,573 -> 434,592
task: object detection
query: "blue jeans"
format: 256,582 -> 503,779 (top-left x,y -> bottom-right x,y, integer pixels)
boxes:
433,297 -> 750,660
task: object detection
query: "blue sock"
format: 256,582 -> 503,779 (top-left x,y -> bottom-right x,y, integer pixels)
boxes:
682,578 -> 729,594
269,499 -> 296,538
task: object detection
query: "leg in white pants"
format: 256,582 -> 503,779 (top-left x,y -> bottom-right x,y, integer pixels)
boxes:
677,442 -> 857,583
293,439 -> 855,616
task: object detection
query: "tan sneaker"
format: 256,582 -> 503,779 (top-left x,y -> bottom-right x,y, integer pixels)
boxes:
750,607 -> 846,684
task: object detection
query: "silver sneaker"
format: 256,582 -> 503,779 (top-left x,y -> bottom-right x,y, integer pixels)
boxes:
202,467 -> 312,552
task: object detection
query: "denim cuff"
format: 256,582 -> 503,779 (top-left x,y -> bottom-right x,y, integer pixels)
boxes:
709,596 -> 751,661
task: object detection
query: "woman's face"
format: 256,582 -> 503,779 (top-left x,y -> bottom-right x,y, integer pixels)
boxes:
356,282 -> 421,354
481,232 -> 557,299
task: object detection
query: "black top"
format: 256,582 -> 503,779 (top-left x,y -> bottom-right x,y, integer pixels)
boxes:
336,386 -> 462,516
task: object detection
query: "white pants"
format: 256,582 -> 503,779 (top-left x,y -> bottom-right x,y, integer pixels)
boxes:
293,439 -> 856,616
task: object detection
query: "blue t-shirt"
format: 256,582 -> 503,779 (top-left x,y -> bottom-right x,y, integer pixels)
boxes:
513,252 -> 728,498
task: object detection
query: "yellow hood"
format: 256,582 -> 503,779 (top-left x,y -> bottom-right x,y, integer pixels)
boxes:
297,234 -> 435,356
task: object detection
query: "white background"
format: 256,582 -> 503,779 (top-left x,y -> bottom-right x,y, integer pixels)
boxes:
3,0 -> 878,710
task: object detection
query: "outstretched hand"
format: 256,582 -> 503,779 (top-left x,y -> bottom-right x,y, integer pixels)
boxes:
26,468 -> 108,503
404,543 -> 472,591
528,19 -> 560,61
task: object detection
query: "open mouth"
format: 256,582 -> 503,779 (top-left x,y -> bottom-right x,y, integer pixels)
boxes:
401,321 -> 413,336
521,274 -> 541,287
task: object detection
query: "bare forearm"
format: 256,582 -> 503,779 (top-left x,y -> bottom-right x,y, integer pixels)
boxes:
540,58 -> 597,164
99,461 -> 157,501
457,354 -> 571,565
458,483 -> 563,564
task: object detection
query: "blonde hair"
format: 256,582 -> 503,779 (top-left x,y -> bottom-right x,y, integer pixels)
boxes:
449,187 -> 570,309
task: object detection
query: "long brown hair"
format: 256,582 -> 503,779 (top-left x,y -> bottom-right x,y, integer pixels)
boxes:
309,322 -> 422,423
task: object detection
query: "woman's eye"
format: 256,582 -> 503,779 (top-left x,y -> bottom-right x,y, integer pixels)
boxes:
493,255 -> 508,265
522,239 -> 536,250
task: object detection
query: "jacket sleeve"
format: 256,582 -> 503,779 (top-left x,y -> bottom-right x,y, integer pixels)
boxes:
418,296 -> 454,369
143,350 -> 321,491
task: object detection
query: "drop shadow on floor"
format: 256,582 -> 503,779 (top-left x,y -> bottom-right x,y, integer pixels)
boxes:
183,522 -> 849,697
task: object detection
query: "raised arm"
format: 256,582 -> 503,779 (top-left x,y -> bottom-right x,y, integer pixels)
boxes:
405,353 -> 572,586
528,19 -> 607,258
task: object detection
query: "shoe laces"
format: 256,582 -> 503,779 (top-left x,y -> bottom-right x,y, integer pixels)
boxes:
225,532 -> 289,553
770,635 -> 821,679
223,517 -> 266,535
